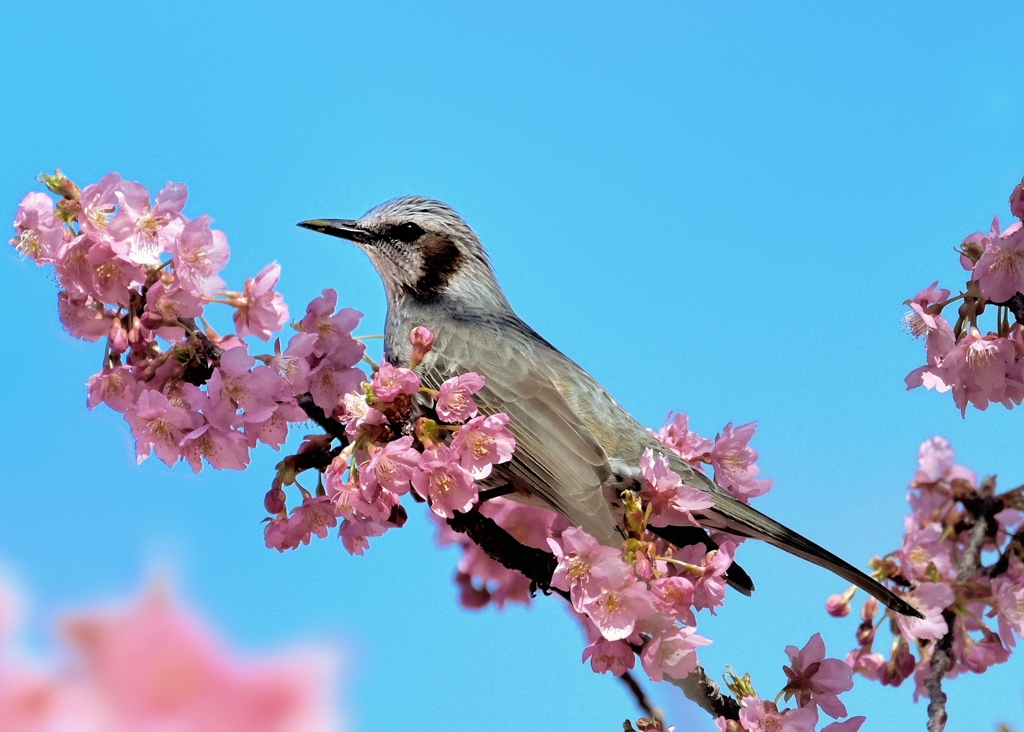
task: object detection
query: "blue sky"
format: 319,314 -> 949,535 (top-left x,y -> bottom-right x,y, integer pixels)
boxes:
2,2 -> 1023,729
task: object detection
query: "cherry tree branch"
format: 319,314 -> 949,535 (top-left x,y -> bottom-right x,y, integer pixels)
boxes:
297,393 -> 350,444
925,518 -> 988,732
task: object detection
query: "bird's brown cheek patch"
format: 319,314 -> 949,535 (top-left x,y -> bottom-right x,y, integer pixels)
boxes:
412,233 -> 463,299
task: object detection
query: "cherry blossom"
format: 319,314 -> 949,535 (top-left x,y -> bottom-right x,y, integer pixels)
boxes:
435,372 -> 485,422
232,262 -> 288,341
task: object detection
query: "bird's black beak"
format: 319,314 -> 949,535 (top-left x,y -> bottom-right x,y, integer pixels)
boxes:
297,219 -> 371,245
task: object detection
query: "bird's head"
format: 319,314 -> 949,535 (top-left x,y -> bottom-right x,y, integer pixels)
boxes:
299,196 -> 509,310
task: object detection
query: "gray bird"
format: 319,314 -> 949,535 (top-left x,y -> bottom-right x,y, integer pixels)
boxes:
299,196 -> 919,618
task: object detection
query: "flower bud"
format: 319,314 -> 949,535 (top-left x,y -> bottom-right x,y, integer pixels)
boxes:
409,326 -> 435,369
1010,178 -> 1024,221
38,169 -> 80,200
108,319 -> 130,355
825,586 -> 856,617
264,485 -> 287,514
861,596 -> 879,622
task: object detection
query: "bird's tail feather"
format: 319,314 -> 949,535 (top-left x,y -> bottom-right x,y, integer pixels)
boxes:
697,492 -> 922,618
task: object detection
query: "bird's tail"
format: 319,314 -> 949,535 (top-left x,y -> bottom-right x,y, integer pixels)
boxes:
694,489 -> 922,618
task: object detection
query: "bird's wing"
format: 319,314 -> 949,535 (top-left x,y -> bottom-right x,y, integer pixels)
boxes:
420,321 -> 622,545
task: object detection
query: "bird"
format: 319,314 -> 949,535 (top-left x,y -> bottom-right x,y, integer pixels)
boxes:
298,196 -> 920,618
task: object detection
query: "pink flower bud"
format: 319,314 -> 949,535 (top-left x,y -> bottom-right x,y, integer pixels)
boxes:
1011,178 -> 1024,221
826,593 -> 852,618
264,485 -> 287,514
861,596 -> 879,622
409,326 -> 435,369
108,319 -> 130,355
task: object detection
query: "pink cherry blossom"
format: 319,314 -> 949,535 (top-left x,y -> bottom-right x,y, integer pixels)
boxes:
339,516 -> 391,555
649,576 -> 697,626
143,277 -> 204,339
971,217 -> 1024,302
233,262 -> 288,341
288,495 -> 339,546
846,649 -> 886,681
710,422 -> 772,501
579,566 -> 658,641
87,366 -> 142,413
736,697 -> 819,732
62,583 -> 336,731
782,633 -> 854,718
989,576 -> 1024,648
639,449 -> 714,527
902,281 -> 951,338
170,214 -> 229,296
941,332 -> 1024,414
107,179 -> 188,266
10,191 -> 64,264
245,407 -> 297,450
899,524 -> 953,582
339,391 -> 387,438
656,412 -> 713,464
582,639 -> 635,676
299,289 -> 364,357
896,582 -> 955,642
357,436 -> 421,500
412,446 -> 478,518
435,372 -> 485,422
86,240 -> 147,306
450,413 -> 516,479
548,527 -> 624,611
371,362 -> 420,402
307,359 -> 365,414
124,389 -> 198,466
640,626 -> 711,682
57,290 -> 115,342
912,436 -> 956,485
76,172 -> 121,237
674,541 -> 736,612
180,421 -> 250,472
204,347 -> 285,429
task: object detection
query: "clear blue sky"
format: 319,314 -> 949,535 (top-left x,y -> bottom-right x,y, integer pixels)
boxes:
3,3 -> 1023,730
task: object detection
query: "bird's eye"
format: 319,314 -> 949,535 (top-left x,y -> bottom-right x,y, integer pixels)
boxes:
389,222 -> 424,243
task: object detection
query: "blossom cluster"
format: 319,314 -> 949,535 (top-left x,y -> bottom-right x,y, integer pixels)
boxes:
905,177 -> 1024,414
827,437 -> 1024,697
264,357 -> 517,555
431,412 -> 774,685
0,577 -> 336,732
712,634 -> 865,732
9,170 -> 314,473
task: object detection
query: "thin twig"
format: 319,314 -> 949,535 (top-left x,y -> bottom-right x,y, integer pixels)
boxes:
620,670 -> 665,728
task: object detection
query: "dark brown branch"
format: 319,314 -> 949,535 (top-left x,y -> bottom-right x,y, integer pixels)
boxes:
446,508 -> 559,594
289,445 -> 344,474
925,518 -> 988,732
297,393 -> 350,444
